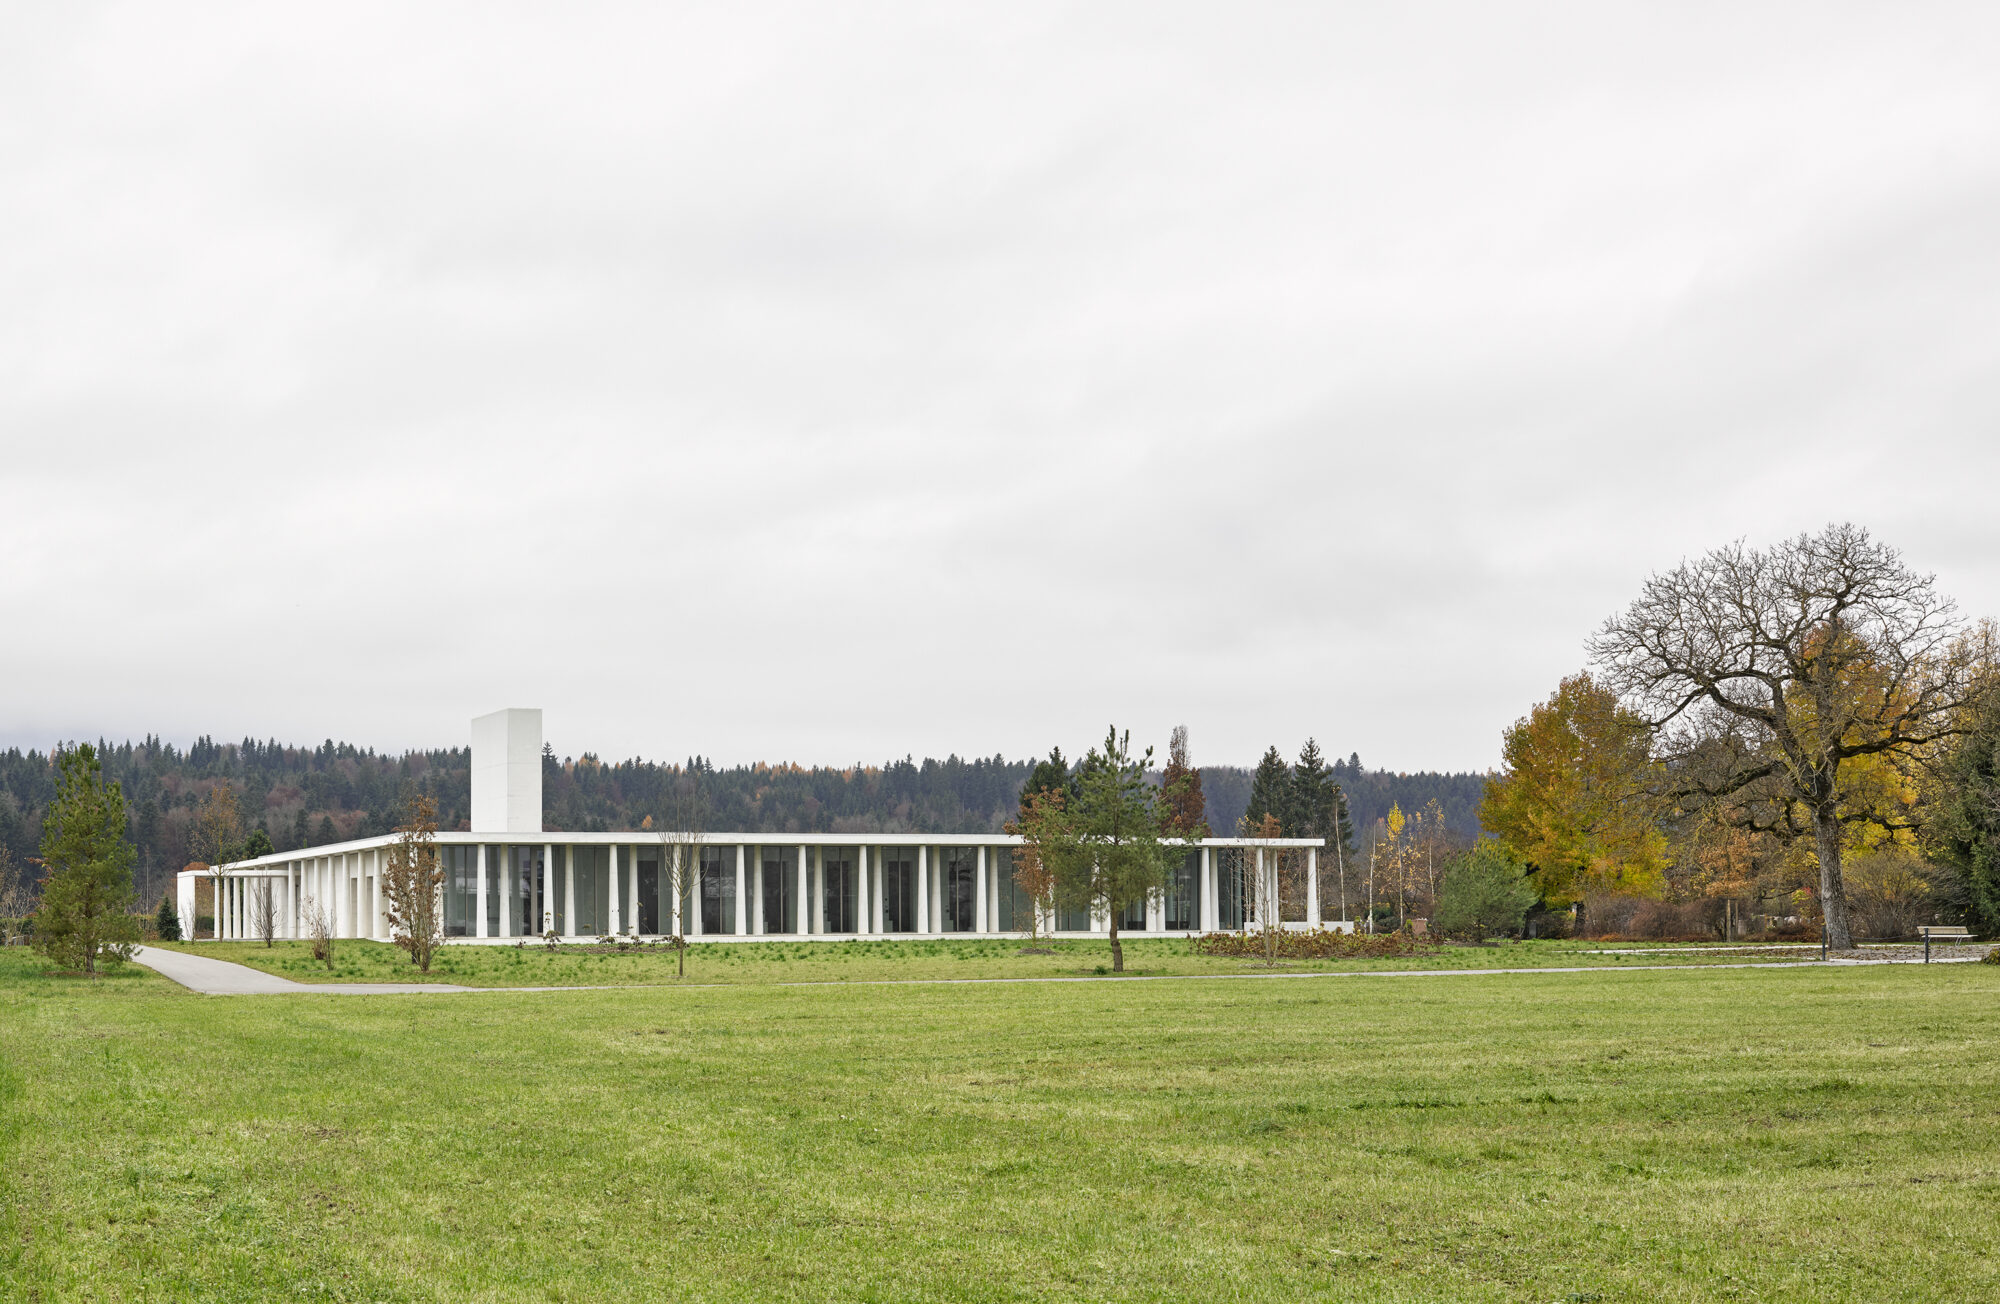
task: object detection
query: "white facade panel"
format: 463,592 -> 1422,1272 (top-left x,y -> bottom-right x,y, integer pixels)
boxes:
471,708 -> 543,835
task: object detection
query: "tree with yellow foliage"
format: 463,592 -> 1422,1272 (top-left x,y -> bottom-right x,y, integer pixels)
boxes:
1480,672 -> 1668,908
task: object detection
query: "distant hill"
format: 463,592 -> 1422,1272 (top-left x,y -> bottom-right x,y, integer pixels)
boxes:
0,736 -> 1488,909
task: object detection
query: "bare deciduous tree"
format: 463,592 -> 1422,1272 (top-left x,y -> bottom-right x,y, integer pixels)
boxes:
1590,524 -> 1989,949
250,878 -> 277,947
659,776 -> 707,978
382,795 -> 445,972
0,847 -> 36,945
1241,813 -> 1307,966
302,895 -> 334,970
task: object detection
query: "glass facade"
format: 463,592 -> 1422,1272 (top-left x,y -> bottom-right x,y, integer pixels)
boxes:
443,845 -> 478,937
511,845 -> 542,936
880,846 -> 917,933
992,845 -> 1035,931
760,846 -> 797,933
1215,847 -> 1247,930
938,847 -> 979,932
819,847 -> 857,932
635,848 -> 660,934
1164,850 -> 1201,931
699,847 -> 736,935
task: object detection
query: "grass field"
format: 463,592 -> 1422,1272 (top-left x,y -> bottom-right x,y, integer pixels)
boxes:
3,946 -> 1997,1302
151,935 -> 1811,988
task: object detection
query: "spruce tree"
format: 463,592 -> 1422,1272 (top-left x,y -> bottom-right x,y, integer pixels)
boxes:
1289,738 -> 1336,843
1243,746 -> 1292,833
155,893 -> 182,942
34,744 -> 140,975
1936,684 -> 2000,934
1018,748 -> 1072,816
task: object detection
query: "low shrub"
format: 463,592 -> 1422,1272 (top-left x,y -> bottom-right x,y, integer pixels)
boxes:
1190,930 -> 1441,959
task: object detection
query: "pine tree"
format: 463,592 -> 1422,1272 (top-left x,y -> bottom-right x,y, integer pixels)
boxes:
34,744 -> 140,975
1243,746 -> 1291,833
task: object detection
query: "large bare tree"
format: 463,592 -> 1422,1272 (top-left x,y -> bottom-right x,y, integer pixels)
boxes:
1589,524 -> 1986,948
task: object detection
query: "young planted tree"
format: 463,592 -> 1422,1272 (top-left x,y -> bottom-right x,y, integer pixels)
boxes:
1025,727 -> 1189,973
1590,524 -> 1989,949
659,776 -> 707,977
382,795 -> 445,972
33,744 -> 141,975
1004,788 -> 1064,943
250,878 -> 278,947
301,894 -> 335,970
1240,813 -> 1306,966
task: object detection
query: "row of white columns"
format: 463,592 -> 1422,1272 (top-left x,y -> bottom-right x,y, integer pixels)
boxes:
202,843 -> 1325,942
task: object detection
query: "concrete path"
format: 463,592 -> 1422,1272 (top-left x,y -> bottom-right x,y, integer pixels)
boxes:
129,944 -> 1993,997
131,947 -> 482,995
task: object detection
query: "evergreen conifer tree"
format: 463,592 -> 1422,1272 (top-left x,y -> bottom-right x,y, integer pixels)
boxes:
34,744 -> 140,974
1243,746 -> 1292,833
155,893 -> 182,942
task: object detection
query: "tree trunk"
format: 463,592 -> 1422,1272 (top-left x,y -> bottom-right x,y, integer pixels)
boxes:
1814,803 -> 1855,950
1108,918 -> 1123,972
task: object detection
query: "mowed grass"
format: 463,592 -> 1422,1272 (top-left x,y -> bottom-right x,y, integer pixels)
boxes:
2,952 -> 1997,1302
154,935 -> 1804,987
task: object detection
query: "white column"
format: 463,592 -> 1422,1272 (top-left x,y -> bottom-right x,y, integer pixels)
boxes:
1147,879 -> 1162,933
854,846 -> 867,934
690,847 -> 705,937
796,846 -> 808,934
1201,847 -> 1215,931
733,845 -> 746,935
670,847 -> 684,936
811,849 -> 824,934
499,847 -> 513,938
751,846 -> 764,934
542,843 -> 554,935
563,848 -> 577,938
373,849 -> 385,940
916,845 -> 929,935
1307,847 -> 1319,928
976,847 -> 988,934
607,844 -> 622,937
476,844 -> 490,939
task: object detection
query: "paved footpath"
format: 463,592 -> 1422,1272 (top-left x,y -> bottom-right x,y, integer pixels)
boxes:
130,945 -> 1991,997
131,946 -> 483,995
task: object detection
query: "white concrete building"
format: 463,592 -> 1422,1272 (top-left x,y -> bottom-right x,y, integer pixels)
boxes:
182,711 -> 1324,944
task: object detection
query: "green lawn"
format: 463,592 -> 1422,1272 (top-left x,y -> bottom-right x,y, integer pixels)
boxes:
152,935 -> 1811,987
3,948 -> 1996,1302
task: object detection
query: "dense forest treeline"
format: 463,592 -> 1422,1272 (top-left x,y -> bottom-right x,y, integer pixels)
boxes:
0,734 -> 1486,908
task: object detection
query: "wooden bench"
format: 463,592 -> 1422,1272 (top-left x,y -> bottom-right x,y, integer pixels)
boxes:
1918,925 -> 1972,963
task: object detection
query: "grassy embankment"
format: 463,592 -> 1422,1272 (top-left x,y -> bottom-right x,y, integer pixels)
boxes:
2,948 -> 1996,1302
153,935 -> 1818,987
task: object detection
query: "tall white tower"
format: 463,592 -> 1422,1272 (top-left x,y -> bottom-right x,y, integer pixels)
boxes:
470,708 -> 543,834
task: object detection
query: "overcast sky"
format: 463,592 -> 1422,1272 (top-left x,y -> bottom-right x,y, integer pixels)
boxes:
4,2 -> 1999,773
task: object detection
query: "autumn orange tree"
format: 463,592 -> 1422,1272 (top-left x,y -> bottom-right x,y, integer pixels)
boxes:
1480,671 -> 1668,908
382,794 -> 445,972
1003,788 -> 1062,943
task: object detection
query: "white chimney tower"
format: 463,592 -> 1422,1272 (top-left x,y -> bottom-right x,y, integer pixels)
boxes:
470,708 -> 543,834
